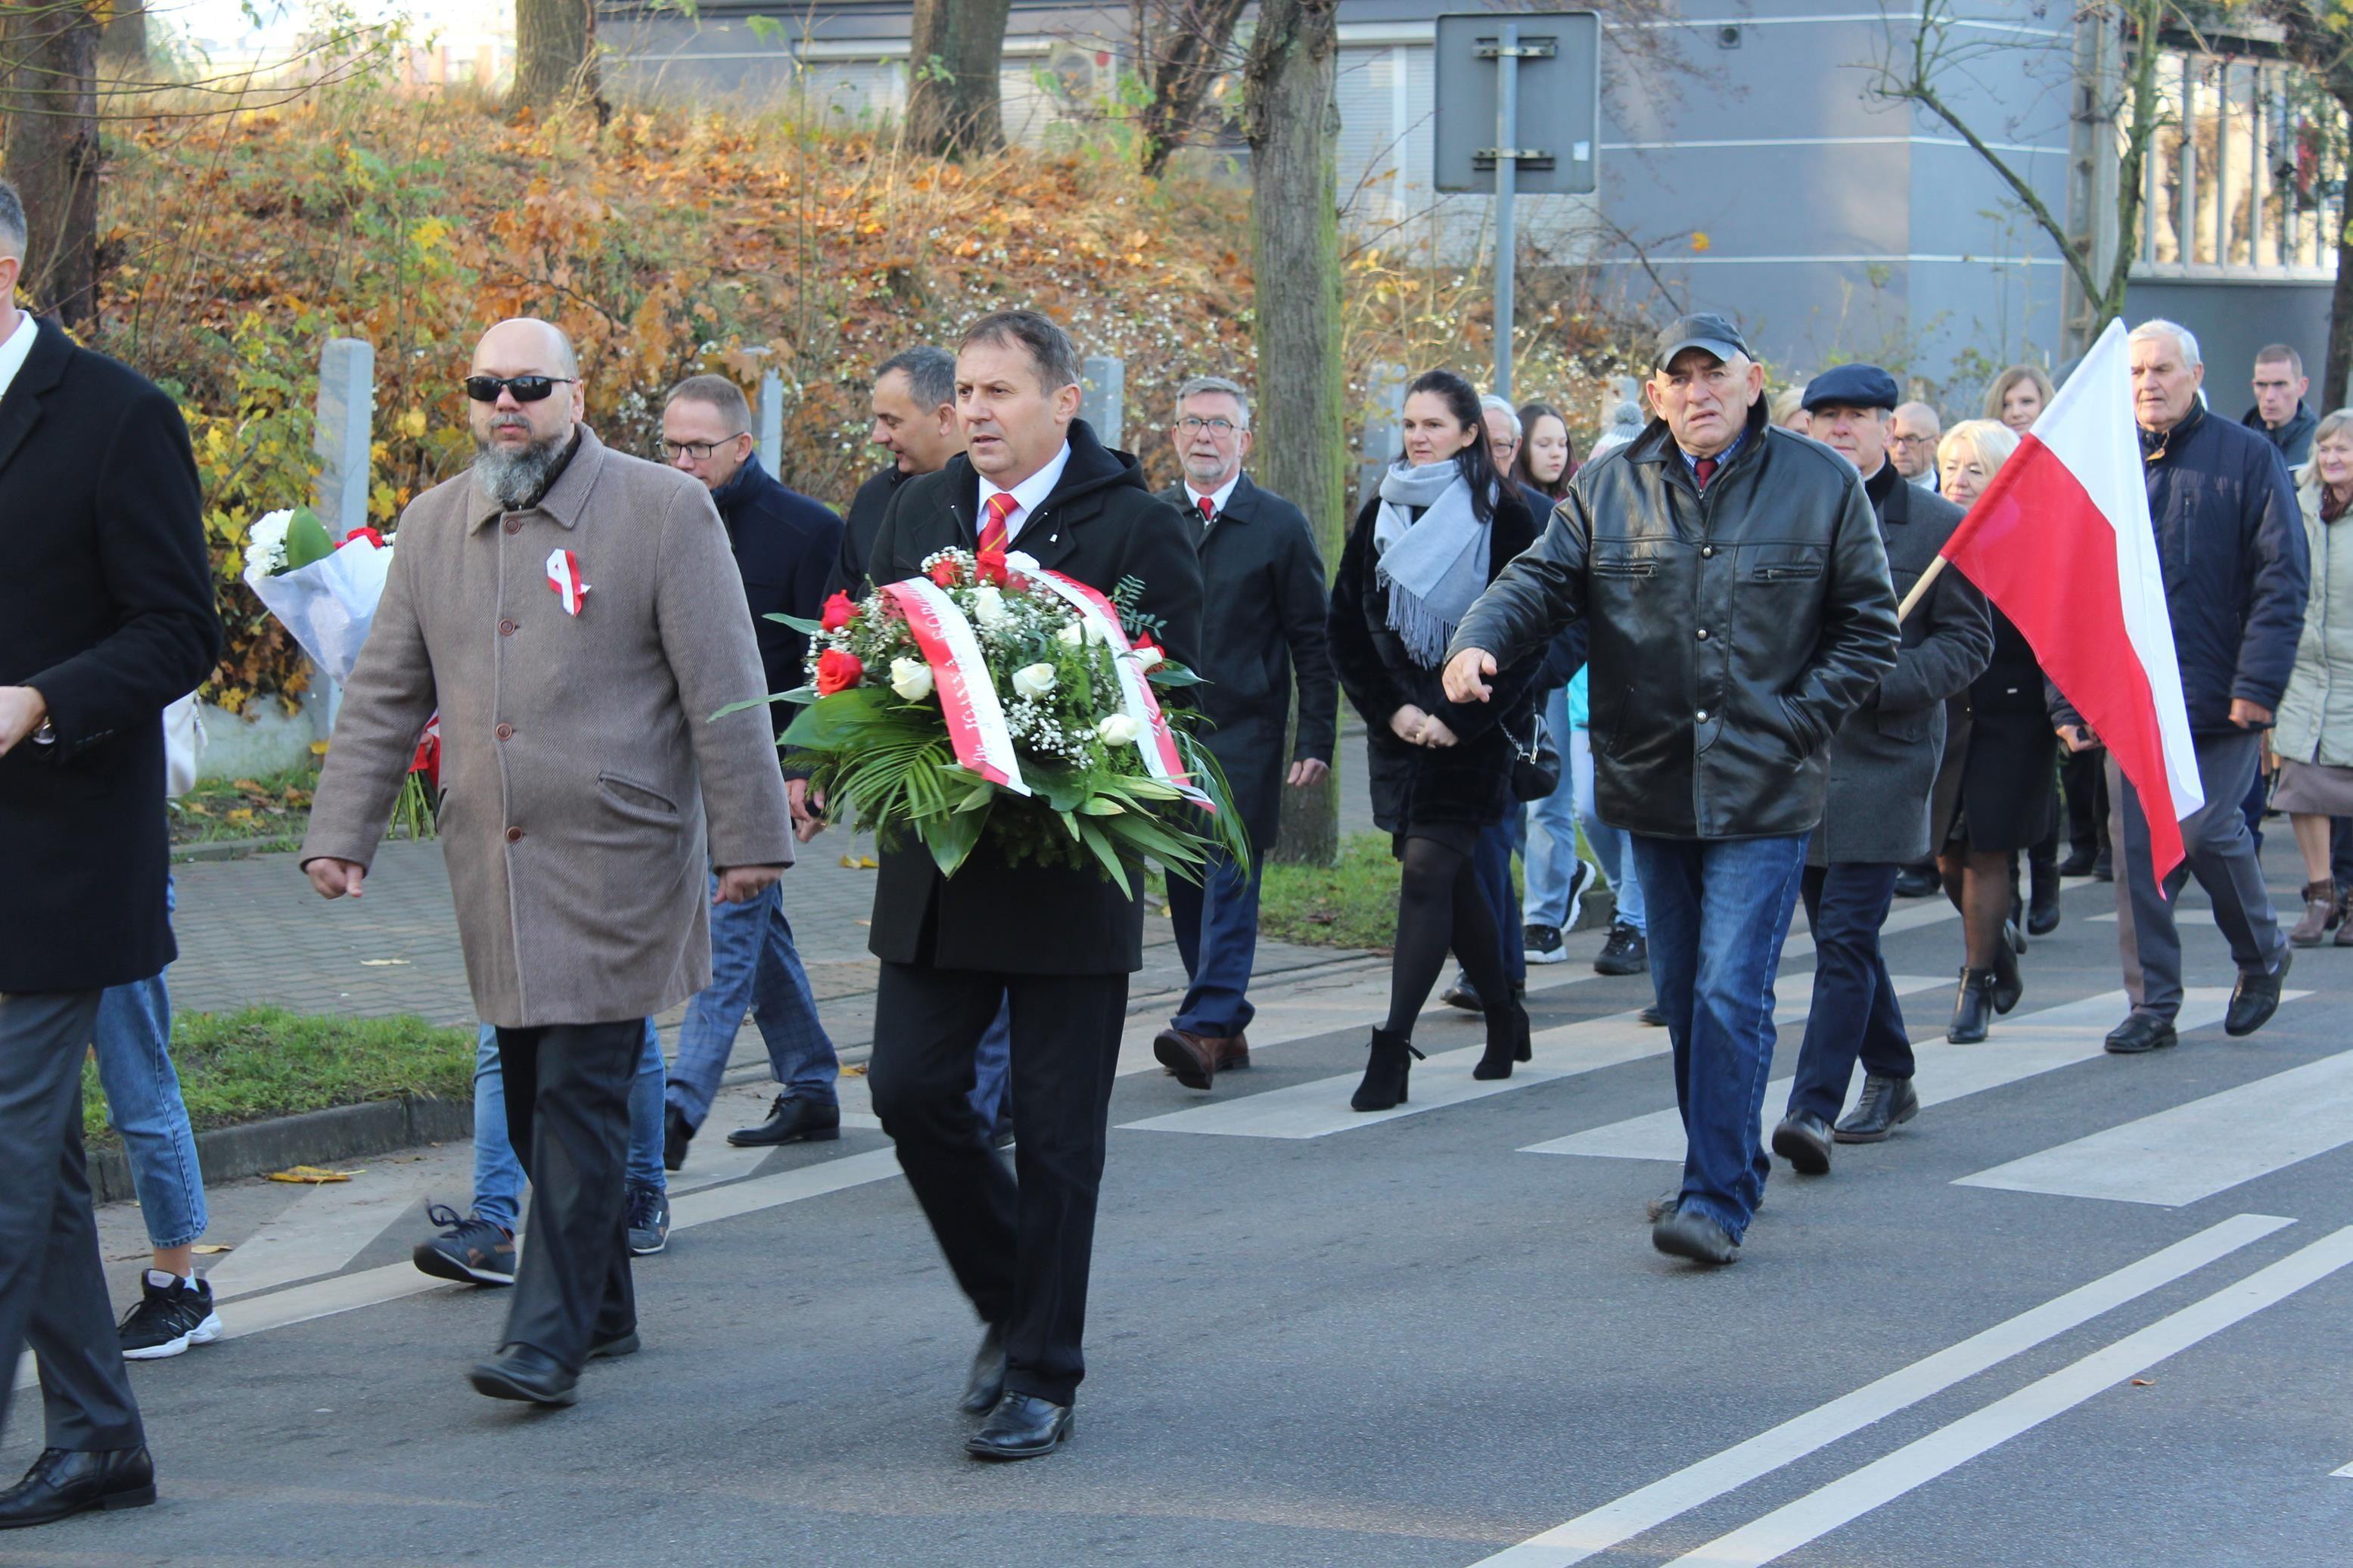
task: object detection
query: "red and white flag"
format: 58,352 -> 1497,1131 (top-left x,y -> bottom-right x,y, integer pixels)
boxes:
1938,317 -> 2202,886
545,548 -> 590,616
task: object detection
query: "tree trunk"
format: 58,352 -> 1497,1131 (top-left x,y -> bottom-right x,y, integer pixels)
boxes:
512,0 -> 598,113
1138,0 -> 1248,178
907,0 -> 1011,158
1246,0 -> 1344,867
2330,98 -> 2353,411
99,0 -> 143,68
1,0 -> 101,328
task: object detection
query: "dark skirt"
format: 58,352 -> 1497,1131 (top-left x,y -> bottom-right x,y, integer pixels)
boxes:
1947,711 -> 2059,852
1365,725 -> 1516,837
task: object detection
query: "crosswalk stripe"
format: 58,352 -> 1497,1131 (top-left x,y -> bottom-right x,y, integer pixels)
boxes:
1518,989 -> 2244,1163
1957,1032 -> 2352,1209
205,1172 -> 435,1303
1783,898 -> 1959,961
1658,1225 -> 2353,1567
1465,1212 -> 2293,1566
1121,977 -> 1944,1141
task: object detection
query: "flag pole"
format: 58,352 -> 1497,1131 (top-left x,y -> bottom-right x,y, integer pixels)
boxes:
1895,555 -> 1949,625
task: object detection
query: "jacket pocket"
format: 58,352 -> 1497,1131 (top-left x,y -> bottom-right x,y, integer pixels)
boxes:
1592,554 -> 1658,579
598,771 -> 682,826
1748,548 -> 1827,583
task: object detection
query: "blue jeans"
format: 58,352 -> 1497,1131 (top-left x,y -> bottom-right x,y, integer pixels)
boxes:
1522,685 -> 1587,928
1628,832 -> 1808,1243
1167,846 -> 1266,1036
1477,821 -> 1527,987
1784,862 -> 1912,1126
474,1019 -> 664,1233
1572,727 -> 1645,934
666,874 -> 838,1129
969,998 -> 1012,1128
91,877 -> 207,1250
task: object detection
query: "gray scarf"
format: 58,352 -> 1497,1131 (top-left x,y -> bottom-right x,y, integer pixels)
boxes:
1373,459 -> 1489,668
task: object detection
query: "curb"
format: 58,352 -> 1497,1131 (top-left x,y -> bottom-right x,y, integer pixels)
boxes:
91,1094 -> 473,1206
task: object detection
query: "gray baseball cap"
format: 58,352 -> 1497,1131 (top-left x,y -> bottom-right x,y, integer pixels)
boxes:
1653,312 -> 1753,371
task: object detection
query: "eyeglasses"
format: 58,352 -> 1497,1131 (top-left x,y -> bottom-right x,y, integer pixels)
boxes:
464,374 -> 576,403
1176,416 -> 1241,435
660,434 -> 748,461
1890,433 -> 1937,447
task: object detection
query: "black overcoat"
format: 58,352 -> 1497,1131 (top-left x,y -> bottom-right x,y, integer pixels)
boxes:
0,318 -> 222,992
861,419 -> 1204,975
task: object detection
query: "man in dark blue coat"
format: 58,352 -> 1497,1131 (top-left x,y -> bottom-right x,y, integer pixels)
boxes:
655,376 -> 844,1163
2075,321 -> 2308,1054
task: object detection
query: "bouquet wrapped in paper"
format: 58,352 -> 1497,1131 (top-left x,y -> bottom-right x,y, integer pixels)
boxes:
736,545 -> 1244,891
240,505 -> 393,687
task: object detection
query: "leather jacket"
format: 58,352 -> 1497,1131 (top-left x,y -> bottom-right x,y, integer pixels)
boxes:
1447,398 -> 1900,840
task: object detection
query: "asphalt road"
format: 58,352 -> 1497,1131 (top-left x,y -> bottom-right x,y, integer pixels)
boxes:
8,839 -> 2351,1566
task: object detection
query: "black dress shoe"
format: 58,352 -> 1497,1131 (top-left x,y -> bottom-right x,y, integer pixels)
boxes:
2057,846 -> 2098,877
1441,972 -> 1481,1011
0,1446 -> 155,1529
727,1094 -> 841,1147
2091,849 -> 2113,882
1893,865 -> 1940,899
1834,1074 -> 1919,1143
1770,1112 -> 1834,1175
2103,1012 -> 2178,1054
588,1330 -> 640,1361
2225,949 -> 2291,1037
965,1392 -> 1074,1460
468,1343 -> 579,1407
1652,1206 -> 1739,1265
664,1105 -> 694,1172
959,1323 -> 1006,1416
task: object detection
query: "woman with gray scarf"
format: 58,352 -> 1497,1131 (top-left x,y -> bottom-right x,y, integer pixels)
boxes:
1329,369 -> 1541,1110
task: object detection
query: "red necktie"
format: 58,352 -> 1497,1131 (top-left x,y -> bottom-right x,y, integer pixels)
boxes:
1693,456 -> 1718,491
979,491 -> 1017,554
1198,495 -> 1216,529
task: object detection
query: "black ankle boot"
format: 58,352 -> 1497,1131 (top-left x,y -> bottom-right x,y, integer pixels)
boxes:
1473,1001 -> 1532,1081
1990,934 -> 2024,1014
1949,966 -> 1996,1043
2028,858 -> 2062,936
1351,1028 -> 1425,1111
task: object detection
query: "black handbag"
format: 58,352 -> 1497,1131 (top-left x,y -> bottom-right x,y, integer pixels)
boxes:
1510,707 -> 1562,803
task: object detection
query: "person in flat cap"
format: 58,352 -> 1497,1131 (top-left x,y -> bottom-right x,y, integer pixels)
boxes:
1766,368 -> 1989,1180
1441,312 -> 1901,1265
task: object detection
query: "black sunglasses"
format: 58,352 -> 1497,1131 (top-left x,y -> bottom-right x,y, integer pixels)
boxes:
464,374 -> 576,403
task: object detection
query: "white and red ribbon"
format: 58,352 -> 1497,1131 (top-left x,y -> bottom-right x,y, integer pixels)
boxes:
545,548 -> 589,616
878,577 -> 1031,796
1009,553 -> 1210,808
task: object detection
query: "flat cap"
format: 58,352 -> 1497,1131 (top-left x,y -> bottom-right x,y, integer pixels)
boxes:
1653,312 -> 1752,371
1803,363 -> 1901,412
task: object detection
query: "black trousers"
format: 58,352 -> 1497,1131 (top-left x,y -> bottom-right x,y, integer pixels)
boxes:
867,963 -> 1128,1407
1785,864 -> 1915,1126
0,990 -> 143,1452
495,1020 -> 640,1371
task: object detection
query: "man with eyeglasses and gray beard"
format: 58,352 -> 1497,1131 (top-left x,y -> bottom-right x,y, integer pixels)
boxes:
302,317 -> 793,1408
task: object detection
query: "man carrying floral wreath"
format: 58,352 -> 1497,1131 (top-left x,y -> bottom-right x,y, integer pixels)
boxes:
859,308 -> 1204,1461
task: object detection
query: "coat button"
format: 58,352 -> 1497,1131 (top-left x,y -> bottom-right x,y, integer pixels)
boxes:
1702,545 -> 1716,558
505,826 -> 524,843
496,723 -> 514,741
1696,709 -> 1709,722
499,618 -> 518,636
1696,628 -> 1709,640
503,516 -> 523,535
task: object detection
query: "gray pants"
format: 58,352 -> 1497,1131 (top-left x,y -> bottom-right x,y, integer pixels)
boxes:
2110,729 -> 2286,1020
0,990 -> 145,1452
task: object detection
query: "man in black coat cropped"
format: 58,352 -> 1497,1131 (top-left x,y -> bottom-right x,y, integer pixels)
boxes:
862,310 -> 1203,1461
831,345 -> 963,598
2243,343 -> 2317,467
0,179 -> 221,1525
1771,365 -> 1991,1175
1148,374 -> 1336,1090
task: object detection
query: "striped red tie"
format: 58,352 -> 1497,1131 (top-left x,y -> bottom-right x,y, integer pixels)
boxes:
980,491 -> 1017,554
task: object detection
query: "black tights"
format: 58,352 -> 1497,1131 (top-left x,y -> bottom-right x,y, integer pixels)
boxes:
1384,835 -> 1511,1037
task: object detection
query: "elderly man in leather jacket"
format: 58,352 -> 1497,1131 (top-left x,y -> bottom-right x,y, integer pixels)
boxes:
1442,312 -> 1899,1266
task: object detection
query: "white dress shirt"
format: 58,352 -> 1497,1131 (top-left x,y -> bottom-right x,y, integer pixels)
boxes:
976,439 -> 1074,544
0,312 -> 36,406
1184,471 -> 1242,527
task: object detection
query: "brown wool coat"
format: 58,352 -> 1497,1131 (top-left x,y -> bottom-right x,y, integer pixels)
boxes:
302,425 -> 794,1027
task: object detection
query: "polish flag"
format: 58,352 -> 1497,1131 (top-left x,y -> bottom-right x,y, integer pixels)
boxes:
1935,318 -> 2202,886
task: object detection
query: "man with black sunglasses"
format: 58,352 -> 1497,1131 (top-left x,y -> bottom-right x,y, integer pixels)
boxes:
303,317 -> 793,1409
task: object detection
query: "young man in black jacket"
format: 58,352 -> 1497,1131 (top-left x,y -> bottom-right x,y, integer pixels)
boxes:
832,346 -> 962,598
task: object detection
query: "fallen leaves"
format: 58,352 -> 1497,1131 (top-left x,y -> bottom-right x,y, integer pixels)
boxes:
268,1166 -> 362,1184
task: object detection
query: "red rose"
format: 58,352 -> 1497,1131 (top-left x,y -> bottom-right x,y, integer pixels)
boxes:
928,558 -> 960,588
820,590 -> 856,632
815,647 -> 865,695
974,543 -> 1009,585
344,526 -> 387,548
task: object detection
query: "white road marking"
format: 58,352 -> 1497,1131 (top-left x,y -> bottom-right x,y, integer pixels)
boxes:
1782,897 -> 1960,961
2089,908 -> 2215,925
204,1172 -> 434,1303
1659,1225 -> 2353,1567
1959,1036 -> 2352,1209
1122,977 -> 1942,1141
2332,1459 -> 2353,1478
1465,1212 -> 2293,1566
1516,977 -> 2104,1162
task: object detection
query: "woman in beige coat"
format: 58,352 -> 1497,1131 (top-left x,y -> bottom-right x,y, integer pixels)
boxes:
2274,408 -> 2353,946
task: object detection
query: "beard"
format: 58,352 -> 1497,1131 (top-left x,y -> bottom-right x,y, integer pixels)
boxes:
474,422 -> 570,508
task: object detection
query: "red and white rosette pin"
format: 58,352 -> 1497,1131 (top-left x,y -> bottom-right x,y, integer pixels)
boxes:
545,548 -> 590,616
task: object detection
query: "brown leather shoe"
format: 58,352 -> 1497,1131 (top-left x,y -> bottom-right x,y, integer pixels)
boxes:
2290,880 -> 2336,947
1214,1030 -> 1250,1070
1152,1028 -> 1221,1090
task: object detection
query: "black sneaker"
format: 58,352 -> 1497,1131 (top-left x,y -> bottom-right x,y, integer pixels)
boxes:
117,1271 -> 222,1361
1562,858 -> 1596,932
412,1203 -> 517,1287
1524,924 -> 1567,964
626,1182 -> 670,1256
1594,924 -> 1649,976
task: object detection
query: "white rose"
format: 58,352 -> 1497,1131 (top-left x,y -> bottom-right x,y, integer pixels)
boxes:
1055,620 -> 1085,647
970,585 -> 1010,628
244,509 -> 292,575
1011,663 -> 1058,699
1096,713 -> 1142,746
1128,641 -> 1164,672
1083,616 -> 1111,646
889,657 -> 934,701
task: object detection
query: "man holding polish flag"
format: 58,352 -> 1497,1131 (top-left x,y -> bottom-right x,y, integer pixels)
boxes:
1908,317 -> 2305,1055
